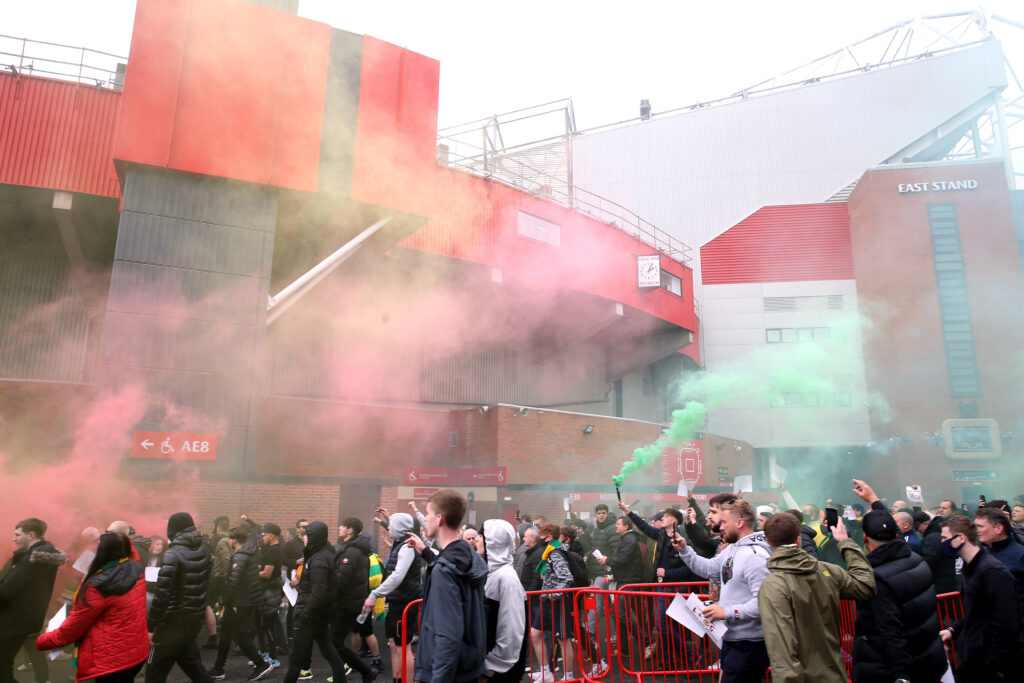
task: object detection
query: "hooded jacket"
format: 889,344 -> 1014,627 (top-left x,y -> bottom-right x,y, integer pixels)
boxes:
295,521 -> 336,624
224,540 -> 263,609
948,546 -> 1020,678
335,533 -> 371,610
0,538 -> 66,636
988,534 -> 1024,634
414,538 -> 488,683
757,539 -> 876,683
799,524 -> 819,559
481,520 -> 527,677
373,513 -> 423,605
919,516 -> 958,593
148,527 -> 210,630
678,531 -> 771,641
851,539 -> 946,683
36,560 -> 148,681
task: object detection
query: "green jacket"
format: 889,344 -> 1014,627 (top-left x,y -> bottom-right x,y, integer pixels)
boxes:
758,538 -> 876,683
213,535 -> 233,580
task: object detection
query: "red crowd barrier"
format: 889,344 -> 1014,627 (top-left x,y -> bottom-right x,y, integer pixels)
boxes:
396,583 -> 964,683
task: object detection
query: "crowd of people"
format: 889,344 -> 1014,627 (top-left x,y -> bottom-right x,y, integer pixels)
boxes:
0,482 -> 1022,683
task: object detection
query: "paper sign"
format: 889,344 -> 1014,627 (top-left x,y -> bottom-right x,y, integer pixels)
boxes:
145,566 -> 160,582
844,505 -> 857,520
940,658 -> 955,683
906,485 -> 924,502
283,581 -> 298,606
46,606 -> 66,660
733,475 -> 753,493
677,480 -> 688,497
563,498 -> 570,512
72,550 -> 95,575
770,463 -> 787,486
592,549 -> 605,560
579,512 -> 590,521
665,593 -> 728,648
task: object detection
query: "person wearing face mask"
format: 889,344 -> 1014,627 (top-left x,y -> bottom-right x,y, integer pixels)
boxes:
938,516 -> 1020,682
480,520 -> 528,683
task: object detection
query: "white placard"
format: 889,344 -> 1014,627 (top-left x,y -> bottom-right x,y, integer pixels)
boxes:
145,566 -> 160,582
733,475 -> 753,494
46,606 -> 66,660
665,593 -> 728,649
72,550 -> 95,575
770,463 -> 788,486
591,549 -> 604,560
579,512 -> 590,521
844,505 -> 857,520
906,485 -> 924,502
468,510 -> 477,525
677,480 -> 688,497
283,581 -> 298,606
563,498 -> 570,512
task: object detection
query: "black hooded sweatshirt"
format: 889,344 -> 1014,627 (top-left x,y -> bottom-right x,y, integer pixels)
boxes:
295,521 -> 335,624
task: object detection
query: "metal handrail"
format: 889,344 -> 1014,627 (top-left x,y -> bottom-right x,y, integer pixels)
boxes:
0,35 -> 126,88
438,130 -> 692,262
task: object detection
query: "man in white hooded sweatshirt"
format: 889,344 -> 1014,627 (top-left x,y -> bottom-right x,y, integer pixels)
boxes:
480,520 -> 528,683
671,500 -> 771,683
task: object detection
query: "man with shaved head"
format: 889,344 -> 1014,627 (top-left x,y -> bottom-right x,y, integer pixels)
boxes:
892,511 -> 923,556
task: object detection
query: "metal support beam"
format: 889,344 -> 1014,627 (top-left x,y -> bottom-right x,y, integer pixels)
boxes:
52,190 -> 86,270
266,216 -> 392,324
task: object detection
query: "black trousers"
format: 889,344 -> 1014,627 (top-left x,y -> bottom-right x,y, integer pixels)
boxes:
331,609 -> 372,679
145,618 -> 214,683
97,660 -> 145,683
720,639 -> 770,683
213,606 -> 263,670
283,619 -> 347,683
0,634 -> 27,683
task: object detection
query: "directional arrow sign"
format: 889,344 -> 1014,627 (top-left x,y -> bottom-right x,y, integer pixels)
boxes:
132,431 -> 218,461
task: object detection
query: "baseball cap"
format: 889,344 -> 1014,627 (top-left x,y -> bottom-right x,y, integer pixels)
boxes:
862,510 -> 898,541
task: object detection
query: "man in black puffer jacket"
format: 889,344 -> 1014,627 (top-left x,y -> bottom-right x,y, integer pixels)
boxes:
210,528 -> 269,681
333,518 -> 376,683
147,512 -> 214,683
283,522 -> 348,683
850,494 -> 947,683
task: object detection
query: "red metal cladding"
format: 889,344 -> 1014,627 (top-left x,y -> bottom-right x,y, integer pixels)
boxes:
701,203 -> 854,284
399,167 -> 698,333
113,0 -> 330,191
0,73 -> 121,197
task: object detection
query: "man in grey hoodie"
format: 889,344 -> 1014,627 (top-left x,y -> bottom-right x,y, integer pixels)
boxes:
672,500 -> 771,683
480,519 -> 528,683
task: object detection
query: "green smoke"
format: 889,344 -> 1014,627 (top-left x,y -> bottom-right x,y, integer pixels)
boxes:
613,401 -> 707,487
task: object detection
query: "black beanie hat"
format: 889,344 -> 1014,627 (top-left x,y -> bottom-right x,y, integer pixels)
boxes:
167,512 -> 195,539
263,522 -> 281,536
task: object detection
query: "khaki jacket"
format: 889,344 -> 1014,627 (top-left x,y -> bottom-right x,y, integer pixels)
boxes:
758,538 -> 876,683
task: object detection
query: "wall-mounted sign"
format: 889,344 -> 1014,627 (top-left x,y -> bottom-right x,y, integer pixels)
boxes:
898,180 -> 978,194
404,467 -> 508,486
941,418 -> 1001,460
131,431 -> 218,460
637,254 -> 661,287
517,211 -> 561,246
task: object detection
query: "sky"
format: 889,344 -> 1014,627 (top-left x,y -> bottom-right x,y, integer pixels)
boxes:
5,1 -> 1022,132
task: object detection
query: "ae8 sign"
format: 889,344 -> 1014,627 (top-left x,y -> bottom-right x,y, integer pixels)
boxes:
131,431 -> 218,461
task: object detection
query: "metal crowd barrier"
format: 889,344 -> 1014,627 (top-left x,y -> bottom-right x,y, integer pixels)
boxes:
396,583 -> 965,683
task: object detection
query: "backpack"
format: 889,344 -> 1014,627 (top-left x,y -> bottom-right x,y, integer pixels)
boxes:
558,548 -> 590,588
368,552 -> 386,615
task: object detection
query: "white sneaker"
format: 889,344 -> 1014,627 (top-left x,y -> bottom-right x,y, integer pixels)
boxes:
589,660 -> 607,677
530,666 -> 553,683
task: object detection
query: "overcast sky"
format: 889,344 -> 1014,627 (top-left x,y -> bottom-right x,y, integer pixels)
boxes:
5,1 -> 1022,131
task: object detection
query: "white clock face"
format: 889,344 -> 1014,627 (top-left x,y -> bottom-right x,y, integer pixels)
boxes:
638,255 -> 661,287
